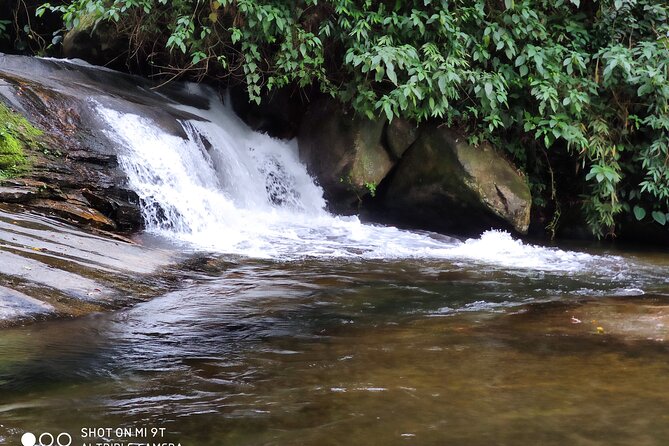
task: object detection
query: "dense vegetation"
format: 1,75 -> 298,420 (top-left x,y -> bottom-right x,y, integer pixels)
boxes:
8,0 -> 669,237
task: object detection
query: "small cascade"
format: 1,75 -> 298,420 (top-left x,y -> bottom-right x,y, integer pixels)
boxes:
97,87 -> 627,273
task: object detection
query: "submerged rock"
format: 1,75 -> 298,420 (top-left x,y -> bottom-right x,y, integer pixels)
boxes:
383,127 -> 531,235
298,98 -> 394,213
498,296 -> 669,343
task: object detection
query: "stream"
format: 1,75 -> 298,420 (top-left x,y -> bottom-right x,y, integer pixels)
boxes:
0,58 -> 668,446
1,241 -> 668,446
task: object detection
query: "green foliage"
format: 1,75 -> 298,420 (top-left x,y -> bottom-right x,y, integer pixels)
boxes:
364,181 -> 377,198
0,102 -> 41,178
38,0 -> 669,237
0,20 -> 10,40
0,132 -> 25,175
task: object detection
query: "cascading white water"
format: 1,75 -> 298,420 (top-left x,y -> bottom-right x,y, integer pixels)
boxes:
97,88 -> 626,272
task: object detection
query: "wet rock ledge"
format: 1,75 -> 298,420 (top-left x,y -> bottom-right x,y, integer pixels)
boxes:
0,54 -> 206,232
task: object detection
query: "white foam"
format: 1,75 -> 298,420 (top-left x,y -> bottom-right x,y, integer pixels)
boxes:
445,230 -> 605,271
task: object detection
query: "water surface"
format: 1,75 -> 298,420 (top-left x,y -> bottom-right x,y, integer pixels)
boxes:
0,252 -> 668,446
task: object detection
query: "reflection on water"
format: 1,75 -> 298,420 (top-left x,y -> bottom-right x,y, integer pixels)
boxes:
0,257 -> 668,445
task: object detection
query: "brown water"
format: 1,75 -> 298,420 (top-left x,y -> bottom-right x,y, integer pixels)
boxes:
1,248 -> 669,446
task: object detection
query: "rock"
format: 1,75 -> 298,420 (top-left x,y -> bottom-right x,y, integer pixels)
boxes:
0,54 -> 205,232
385,118 -> 417,159
0,54 -> 217,233
62,15 -> 127,67
230,86 -> 305,139
383,127 -> 531,235
298,98 -> 394,213
0,285 -> 55,323
0,206 -> 174,327
0,186 -> 37,203
499,296 -> 669,343
30,198 -> 117,230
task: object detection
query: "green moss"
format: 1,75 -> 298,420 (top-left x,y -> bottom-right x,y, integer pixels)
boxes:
0,102 -> 42,178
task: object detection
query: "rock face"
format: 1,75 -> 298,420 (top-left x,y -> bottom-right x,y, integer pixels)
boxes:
298,98 -> 394,213
62,16 -> 127,67
0,205 -> 173,327
384,127 -> 531,235
297,99 -> 530,233
0,54 -> 205,232
385,118 -> 417,160
230,86 -> 305,140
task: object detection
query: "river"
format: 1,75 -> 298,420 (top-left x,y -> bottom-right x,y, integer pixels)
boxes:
0,244 -> 668,445
0,63 -> 668,445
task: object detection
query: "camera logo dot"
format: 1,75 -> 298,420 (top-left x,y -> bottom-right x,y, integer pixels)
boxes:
20,432 -> 72,446
21,433 -> 36,446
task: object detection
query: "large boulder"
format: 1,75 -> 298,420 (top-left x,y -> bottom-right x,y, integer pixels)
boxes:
298,98 -> 394,213
385,117 -> 417,160
383,127 -> 531,235
62,16 -> 127,68
229,86 -> 305,140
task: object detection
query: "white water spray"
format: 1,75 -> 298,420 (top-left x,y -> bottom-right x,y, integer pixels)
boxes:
97,89 -> 623,271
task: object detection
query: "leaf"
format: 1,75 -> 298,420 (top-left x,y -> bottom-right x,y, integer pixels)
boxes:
633,206 -> 646,221
386,61 -> 398,85
651,211 -> 666,225
484,82 -> 493,99
192,52 -> 205,64
382,101 -> 393,121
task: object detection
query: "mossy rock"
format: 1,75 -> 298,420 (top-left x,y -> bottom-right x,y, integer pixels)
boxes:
0,102 -> 41,178
298,98 -> 394,213
384,127 -> 532,235
0,133 -> 25,171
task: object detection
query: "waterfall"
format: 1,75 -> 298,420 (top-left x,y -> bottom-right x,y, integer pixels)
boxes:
96,87 -> 625,273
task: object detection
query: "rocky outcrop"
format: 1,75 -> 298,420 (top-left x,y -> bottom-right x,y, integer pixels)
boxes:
298,98 -> 394,213
296,97 -> 531,234
0,205 -> 173,326
385,118 -> 417,160
62,15 -> 127,67
230,86 -> 305,140
0,54 -> 204,232
383,127 -> 531,235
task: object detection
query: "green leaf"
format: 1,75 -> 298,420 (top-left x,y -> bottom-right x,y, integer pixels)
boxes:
484,82 -> 493,98
633,206 -> 646,221
651,211 -> 666,226
386,61 -> 398,85
382,101 -> 393,121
